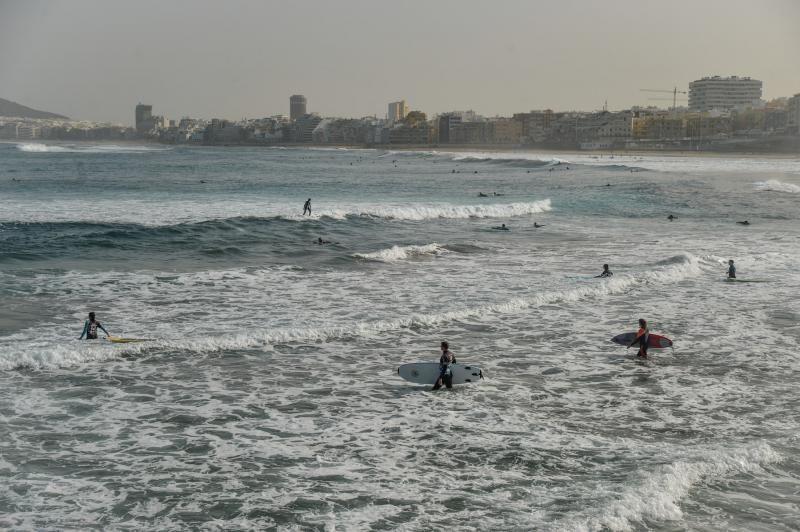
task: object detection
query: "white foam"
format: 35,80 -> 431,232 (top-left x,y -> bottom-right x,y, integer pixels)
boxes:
0,254 -> 704,369
15,142 -> 171,154
353,243 -> 448,262
321,200 -> 553,222
753,179 -> 800,193
554,443 -> 782,531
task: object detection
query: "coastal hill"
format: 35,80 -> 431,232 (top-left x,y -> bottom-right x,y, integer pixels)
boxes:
0,97 -> 68,120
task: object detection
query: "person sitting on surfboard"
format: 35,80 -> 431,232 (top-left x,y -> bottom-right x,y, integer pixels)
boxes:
596,264 -> 613,278
432,341 -> 457,391
728,259 -> 736,279
79,312 -> 109,340
627,318 -> 649,359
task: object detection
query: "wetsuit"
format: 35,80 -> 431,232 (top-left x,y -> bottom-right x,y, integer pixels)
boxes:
728,264 -> 736,279
80,319 -> 108,340
598,270 -> 613,278
303,200 -> 311,215
432,350 -> 457,390
629,327 -> 649,358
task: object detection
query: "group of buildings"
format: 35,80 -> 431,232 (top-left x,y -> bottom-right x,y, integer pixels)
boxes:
3,76 -> 800,152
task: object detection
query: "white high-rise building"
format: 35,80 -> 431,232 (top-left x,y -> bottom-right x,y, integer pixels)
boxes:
688,76 -> 763,112
387,100 -> 408,123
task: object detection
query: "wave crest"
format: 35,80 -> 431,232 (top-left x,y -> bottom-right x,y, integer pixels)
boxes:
353,243 -> 448,262
16,143 -> 171,154
753,180 -> 800,194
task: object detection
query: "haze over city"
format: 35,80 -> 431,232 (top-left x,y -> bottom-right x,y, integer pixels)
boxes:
1,0 -> 799,124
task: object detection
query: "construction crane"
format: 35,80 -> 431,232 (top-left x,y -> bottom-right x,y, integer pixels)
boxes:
640,87 -> 688,113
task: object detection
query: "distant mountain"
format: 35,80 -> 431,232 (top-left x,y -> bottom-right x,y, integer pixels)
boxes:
0,97 -> 69,120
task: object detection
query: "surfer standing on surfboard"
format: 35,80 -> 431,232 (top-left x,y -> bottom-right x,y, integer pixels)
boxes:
432,341 -> 457,391
79,312 -> 109,340
728,259 -> 736,279
627,319 -> 649,359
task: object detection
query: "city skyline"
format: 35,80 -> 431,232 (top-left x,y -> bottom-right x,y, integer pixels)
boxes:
1,0 -> 799,124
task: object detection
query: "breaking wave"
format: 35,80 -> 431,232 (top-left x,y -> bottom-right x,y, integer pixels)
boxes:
753,179 -> 800,194
16,143 -> 172,154
353,243 -> 448,262
554,443 -> 781,531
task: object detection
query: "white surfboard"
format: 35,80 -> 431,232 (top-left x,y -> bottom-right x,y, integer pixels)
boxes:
397,362 -> 484,385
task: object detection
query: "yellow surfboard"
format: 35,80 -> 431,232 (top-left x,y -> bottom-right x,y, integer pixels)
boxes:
106,336 -> 152,344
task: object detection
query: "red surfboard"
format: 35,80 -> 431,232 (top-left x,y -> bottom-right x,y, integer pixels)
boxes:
611,332 -> 673,348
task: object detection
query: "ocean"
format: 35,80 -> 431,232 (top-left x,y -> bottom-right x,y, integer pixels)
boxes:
1,141 -> 799,530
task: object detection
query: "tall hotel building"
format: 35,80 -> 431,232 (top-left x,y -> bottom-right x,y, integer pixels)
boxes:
688,76 -> 762,112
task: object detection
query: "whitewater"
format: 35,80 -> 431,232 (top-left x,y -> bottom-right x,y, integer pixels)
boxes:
1,143 -> 799,530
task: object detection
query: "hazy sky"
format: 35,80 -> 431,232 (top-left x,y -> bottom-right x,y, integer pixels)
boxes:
1,0 -> 798,124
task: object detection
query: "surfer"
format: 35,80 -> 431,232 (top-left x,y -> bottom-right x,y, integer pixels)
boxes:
595,264 -> 613,278
534,222 -> 544,228
667,214 -> 676,221
317,237 -> 332,245
493,224 -> 509,231
302,198 -> 312,216
432,341 -> 457,390
727,259 -> 736,279
79,312 -> 109,340
478,192 -> 488,197
627,318 -> 649,359
736,220 -> 750,225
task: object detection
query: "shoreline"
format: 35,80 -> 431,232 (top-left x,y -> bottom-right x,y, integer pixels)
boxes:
4,138 -> 798,159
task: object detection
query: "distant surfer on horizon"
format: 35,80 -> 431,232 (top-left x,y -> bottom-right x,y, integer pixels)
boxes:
728,259 -> 736,279
667,214 -> 676,221
627,318 -> 649,359
595,264 -> 613,278
79,312 -> 109,340
737,220 -> 750,225
431,341 -> 457,391
303,198 -> 312,216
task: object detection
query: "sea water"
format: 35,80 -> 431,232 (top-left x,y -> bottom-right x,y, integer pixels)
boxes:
1,142 -> 799,530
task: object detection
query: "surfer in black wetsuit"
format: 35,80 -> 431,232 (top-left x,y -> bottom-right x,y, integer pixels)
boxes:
595,264 -> 613,278
534,222 -> 544,228
627,318 -> 649,359
493,224 -> 509,231
432,341 -> 457,390
79,312 -> 109,340
303,198 -> 312,216
728,259 -> 736,279
667,214 -> 676,221
736,220 -> 750,225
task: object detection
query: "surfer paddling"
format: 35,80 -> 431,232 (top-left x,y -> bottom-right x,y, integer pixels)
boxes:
595,264 -> 613,278
79,312 -> 109,340
627,318 -> 649,359
432,341 -> 457,390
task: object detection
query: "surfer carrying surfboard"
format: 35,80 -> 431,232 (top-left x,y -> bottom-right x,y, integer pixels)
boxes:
79,312 -> 109,340
627,318 -> 649,359
728,259 -> 736,279
431,341 -> 457,391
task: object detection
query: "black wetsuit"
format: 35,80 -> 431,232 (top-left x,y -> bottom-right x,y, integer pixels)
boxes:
80,319 -> 107,340
433,351 -> 457,390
